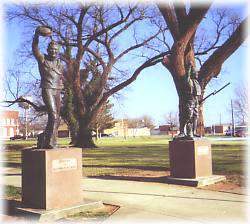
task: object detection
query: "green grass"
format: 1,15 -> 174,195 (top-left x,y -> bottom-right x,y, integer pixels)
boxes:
2,138 -> 71,150
1,136 -> 247,177
4,185 -> 21,199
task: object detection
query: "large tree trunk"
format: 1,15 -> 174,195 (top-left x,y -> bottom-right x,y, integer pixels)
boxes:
74,117 -> 96,148
68,123 -> 78,145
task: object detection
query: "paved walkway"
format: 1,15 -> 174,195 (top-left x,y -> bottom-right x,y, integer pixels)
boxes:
2,169 -> 249,223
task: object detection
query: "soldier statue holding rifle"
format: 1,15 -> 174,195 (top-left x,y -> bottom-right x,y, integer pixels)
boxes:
32,26 -> 64,149
175,62 -> 201,140
174,60 -> 230,140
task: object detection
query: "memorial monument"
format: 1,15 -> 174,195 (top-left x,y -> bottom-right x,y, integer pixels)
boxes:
168,61 -> 226,186
32,26 -> 64,149
18,27 -> 99,221
175,62 -> 201,140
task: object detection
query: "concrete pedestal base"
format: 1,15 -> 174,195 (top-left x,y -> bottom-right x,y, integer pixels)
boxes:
166,175 -> 226,187
22,148 -> 83,210
168,138 -> 225,186
169,139 -> 212,178
16,200 -> 104,222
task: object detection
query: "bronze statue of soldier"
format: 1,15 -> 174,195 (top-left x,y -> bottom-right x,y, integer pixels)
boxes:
175,62 -> 202,140
32,26 -> 64,149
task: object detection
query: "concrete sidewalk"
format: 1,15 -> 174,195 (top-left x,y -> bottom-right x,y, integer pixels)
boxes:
2,169 -> 249,223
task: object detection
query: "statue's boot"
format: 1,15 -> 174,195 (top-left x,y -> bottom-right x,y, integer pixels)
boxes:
186,123 -> 194,140
47,145 -> 55,149
192,116 -> 201,137
174,132 -> 186,140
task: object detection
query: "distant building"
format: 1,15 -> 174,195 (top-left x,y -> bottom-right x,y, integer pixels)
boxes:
214,125 -> 229,134
0,110 -> 19,139
150,124 -> 179,136
205,124 -> 231,135
58,119 -> 152,138
58,122 -> 70,138
103,119 -> 150,137
150,128 -> 161,135
204,126 -> 212,134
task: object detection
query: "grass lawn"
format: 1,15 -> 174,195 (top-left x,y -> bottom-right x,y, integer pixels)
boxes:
1,136 -> 247,185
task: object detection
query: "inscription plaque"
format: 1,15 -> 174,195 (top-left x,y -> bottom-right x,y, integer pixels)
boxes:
52,158 -> 77,172
197,146 -> 209,156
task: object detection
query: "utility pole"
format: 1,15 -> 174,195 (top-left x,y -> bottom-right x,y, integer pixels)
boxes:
25,108 -> 28,140
231,100 -> 235,137
18,96 -> 32,140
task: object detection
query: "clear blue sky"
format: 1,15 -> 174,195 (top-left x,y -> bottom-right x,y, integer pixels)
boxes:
110,45 -> 247,126
3,3 -> 248,127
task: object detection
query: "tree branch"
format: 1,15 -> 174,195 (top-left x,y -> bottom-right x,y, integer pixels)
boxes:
158,3 -> 179,40
199,16 -> 249,84
76,6 -> 89,61
85,47 -> 106,69
3,97 -> 46,112
83,6 -> 137,49
173,3 -> 187,33
114,28 -> 163,62
178,4 -> 211,46
105,51 -> 171,99
109,16 -> 144,44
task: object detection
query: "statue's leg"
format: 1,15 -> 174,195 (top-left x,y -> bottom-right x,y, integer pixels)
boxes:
50,89 -> 61,148
52,89 -> 62,147
192,99 -> 199,137
186,122 -> 193,138
192,116 -> 198,135
55,89 -> 61,130
42,88 -> 57,148
186,100 -> 194,138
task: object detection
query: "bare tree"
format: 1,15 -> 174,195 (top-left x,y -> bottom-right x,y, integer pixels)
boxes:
127,115 -> 155,129
93,101 -> 115,139
158,2 -> 248,135
140,115 -> 155,129
164,111 -> 178,127
18,111 -> 47,137
5,4 -> 167,147
5,2 -> 248,147
127,118 -> 143,129
233,85 -> 248,125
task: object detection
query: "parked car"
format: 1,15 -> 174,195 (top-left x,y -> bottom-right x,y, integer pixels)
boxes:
10,135 -> 26,140
92,133 -> 113,138
225,126 -> 247,137
225,129 -> 233,136
235,129 -> 246,137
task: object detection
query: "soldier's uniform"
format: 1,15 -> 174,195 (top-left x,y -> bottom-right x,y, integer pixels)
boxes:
178,65 -> 201,138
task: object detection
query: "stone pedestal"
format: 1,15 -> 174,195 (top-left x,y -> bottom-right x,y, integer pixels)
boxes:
22,148 -> 83,210
169,139 -> 212,179
168,139 -> 226,186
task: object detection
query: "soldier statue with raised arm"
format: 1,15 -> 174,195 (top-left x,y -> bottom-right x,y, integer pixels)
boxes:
175,62 -> 202,140
32,26 -> 64,149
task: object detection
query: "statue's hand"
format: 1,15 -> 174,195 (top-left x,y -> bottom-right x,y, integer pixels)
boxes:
35,26 -> 52,37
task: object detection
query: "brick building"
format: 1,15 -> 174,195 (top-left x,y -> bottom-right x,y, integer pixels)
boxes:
0,110 -> 19,139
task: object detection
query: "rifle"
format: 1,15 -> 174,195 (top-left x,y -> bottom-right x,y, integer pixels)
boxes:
200,82 -> 230,104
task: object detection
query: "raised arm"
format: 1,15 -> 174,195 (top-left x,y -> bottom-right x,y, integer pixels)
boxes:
32,31 -> 44,62
32,27 -> 48,62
